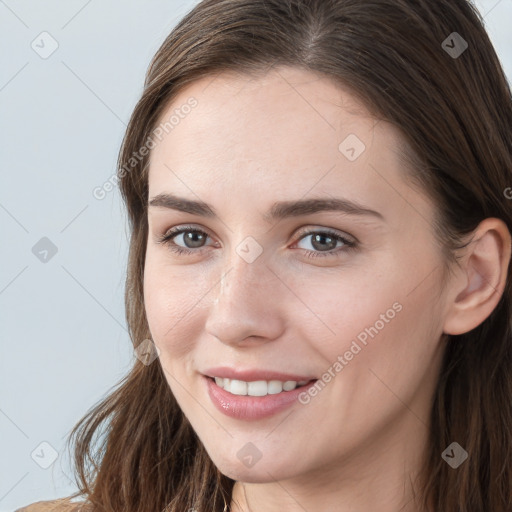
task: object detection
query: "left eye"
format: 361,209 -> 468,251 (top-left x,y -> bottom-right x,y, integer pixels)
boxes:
157,226 -> 357,259
293,230 -> 356,258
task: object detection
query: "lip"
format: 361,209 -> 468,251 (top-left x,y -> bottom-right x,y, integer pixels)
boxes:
202,374 -> 318,421
202,366 -> 317,382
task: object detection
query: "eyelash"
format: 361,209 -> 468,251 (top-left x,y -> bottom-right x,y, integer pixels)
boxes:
156,224 -> 357,260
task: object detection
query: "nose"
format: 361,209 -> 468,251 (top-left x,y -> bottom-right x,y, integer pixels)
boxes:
204,254 -> 286,347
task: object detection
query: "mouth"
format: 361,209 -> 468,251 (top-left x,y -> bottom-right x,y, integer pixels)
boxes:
205,375 -> 318,397
203,374 -> 319,420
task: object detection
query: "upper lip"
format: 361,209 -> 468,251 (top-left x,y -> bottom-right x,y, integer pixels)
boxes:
202,366 -> 317,382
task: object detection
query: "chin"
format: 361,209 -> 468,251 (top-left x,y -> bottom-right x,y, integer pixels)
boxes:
210,452 -> 297,483
219,465 -> 287,483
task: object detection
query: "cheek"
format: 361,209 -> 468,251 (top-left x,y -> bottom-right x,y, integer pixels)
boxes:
291,280 -> 443,461
143,252 -> 206,360
296,259 -> 443,384
289,268 -> 402,354
318,271 -> 444,420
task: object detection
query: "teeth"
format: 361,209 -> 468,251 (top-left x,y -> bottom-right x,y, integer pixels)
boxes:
247,380 -> 267,396
231,379 -> 248,395
213,377 -> 310,396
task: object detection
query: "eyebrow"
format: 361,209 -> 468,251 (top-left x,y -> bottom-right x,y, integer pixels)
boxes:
148,193 -> 385,222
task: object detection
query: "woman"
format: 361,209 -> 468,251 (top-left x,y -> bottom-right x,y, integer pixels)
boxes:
17,0 -> 512,510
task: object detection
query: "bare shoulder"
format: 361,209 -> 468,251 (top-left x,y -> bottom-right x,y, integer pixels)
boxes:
15,498 -> 88,512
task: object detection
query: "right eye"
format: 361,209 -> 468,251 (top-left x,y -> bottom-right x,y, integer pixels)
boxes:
156,225 -> 215,255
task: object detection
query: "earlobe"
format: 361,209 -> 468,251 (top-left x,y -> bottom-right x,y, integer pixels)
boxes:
443,218 -> 511,336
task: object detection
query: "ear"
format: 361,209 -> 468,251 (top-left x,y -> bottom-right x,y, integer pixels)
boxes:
443,218 -> 511,336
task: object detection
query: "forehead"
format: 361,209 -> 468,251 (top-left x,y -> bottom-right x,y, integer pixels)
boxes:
151,66 -> 379,160
147,67 -> 428,223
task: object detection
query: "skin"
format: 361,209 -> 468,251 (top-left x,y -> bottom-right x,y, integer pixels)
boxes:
143,66 -> 511,512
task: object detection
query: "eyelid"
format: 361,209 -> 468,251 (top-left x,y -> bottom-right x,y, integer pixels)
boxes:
158,224 -> 215,247
294,225 -> 358,244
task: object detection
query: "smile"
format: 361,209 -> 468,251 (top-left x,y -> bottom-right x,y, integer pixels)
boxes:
203,375 -> 318,420
212,377 -> 311,396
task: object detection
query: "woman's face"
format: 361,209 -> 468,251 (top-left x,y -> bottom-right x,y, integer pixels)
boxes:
144,66 -> 449,485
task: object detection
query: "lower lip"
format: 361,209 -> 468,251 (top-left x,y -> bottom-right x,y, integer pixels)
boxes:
203,375 -> 318,420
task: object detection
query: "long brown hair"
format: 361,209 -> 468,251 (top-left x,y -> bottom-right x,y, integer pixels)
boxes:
63,1 -> 512,510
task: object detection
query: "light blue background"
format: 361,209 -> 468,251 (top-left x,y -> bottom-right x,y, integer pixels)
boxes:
1,1 -> 511,510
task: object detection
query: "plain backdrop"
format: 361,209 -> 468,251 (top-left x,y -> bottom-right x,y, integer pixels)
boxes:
1,1 -> 511,510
